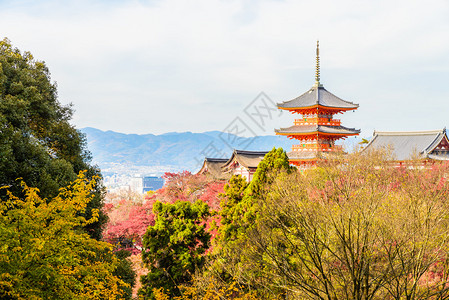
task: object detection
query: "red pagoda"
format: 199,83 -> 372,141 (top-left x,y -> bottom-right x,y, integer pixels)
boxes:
275,41 -> 360,168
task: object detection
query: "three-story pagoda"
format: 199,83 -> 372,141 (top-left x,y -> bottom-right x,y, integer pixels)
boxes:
275,41 -> 360,167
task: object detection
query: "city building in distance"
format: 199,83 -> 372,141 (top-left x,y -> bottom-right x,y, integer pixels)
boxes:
130,176 -> 165,194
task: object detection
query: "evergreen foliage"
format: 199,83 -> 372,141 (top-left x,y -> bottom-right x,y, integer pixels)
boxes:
0,38 -> 106,239
139,200 -> 211,299
209,148 -> 293,292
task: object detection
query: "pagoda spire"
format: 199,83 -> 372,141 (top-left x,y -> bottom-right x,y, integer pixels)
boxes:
275,41 -> 360,169
315,40 -> 321,87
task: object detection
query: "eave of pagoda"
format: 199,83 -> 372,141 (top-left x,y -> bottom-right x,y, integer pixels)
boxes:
277,132 -> 358,141
278,104 -> 357,115
289,159 -> 318,167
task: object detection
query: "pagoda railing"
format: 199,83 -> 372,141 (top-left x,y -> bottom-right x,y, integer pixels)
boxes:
294,118 -> 341,126
292,144 -> 343,152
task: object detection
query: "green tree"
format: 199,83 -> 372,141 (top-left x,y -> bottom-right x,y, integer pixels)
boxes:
245,147 -> 293,198
0,172 -> 126,300
139,200 -> 211,299
217,174 -> 248,242
0,38 -> 106,239
207,148 -> 293,294
217,148 -> 293,244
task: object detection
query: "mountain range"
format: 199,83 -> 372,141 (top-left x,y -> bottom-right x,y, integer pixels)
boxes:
80,127 -> 298,175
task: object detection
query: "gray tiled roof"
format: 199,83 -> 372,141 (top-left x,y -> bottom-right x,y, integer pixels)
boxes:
275,125 -> 360,135
364,129 -> 449,161
277,86 -> 359,110
222,149 -> 269,170
205,158 -> 228,163
197,157 -> 230,179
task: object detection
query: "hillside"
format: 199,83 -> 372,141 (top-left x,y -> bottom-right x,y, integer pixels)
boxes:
80,127 -> 298,174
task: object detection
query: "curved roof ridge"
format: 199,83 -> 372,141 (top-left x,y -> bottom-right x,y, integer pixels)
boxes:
320,86 -> 359,107
221,149 -> 269,170
373,129 -> 444,136
275,124 -> 360,135
277,85 -> 359,110
424,130 -> 448,154
276,87 -> 315,106
364,129 -> 448,161
234,149 -> 269,156
205,157 -> 229,163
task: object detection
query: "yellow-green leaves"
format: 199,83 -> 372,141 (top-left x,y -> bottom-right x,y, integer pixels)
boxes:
0,172 -> 126,300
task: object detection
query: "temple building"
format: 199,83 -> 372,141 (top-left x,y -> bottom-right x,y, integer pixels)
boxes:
275,41 -> 360,168
197,157 -> 230,180
221,150 -> 268,182
363,129 -> 449,163
198,150 -> 268,182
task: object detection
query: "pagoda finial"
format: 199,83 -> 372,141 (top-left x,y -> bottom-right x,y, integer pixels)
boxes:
315,40 -> 321,87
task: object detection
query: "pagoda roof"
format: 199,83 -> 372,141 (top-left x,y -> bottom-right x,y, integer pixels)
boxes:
287,151 -> 319,161
221,149 -> 269,171
277,85 -> 359,111
275,125 -> 360,136
363,129 -> 449,161
287,150 -> 343,162
197,157 -> 230,179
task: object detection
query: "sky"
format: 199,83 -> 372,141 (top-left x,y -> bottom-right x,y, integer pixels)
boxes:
1,0 -> 449,139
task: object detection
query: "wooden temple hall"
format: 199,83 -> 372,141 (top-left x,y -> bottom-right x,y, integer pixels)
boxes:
197,150 -> 268,182
275,41 -> 360,168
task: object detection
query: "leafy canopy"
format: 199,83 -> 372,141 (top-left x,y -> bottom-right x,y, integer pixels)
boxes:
232,151 -> 449,299
0,172 -> 126,300
139,200 -> 211,299
0,38 -> 106,239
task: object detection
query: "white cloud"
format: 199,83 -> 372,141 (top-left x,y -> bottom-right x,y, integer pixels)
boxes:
0,0 -> 448,135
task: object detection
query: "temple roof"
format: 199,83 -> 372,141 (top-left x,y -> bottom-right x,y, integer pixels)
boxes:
277,86 -> 359,111
275,125 -> 360,136
221,150 -> 269,171
197,157 -> 230,179
363,129 -> 449,161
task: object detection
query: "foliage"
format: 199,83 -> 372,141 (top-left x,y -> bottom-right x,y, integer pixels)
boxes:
139,200 -> 211,299
102,172 -> 225,297
158,171 -> 225,208
209,148 -> 292,291
0,172 -> 126,299
245,147 -> 294,198
236,151 -> 449,299
0,38 -> 106,239
152,281 -> 266,300
103,171 -> 225,254
216,148 -> 291,242
113,250 -> 137,300
103,198 -> 156,253
216,174 -> 248,244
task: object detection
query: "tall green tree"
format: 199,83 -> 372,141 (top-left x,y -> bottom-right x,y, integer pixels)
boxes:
139,200 -> 211,299
217,147 -> 293,243
208,148 -> 293,293
0,38 -> 106,239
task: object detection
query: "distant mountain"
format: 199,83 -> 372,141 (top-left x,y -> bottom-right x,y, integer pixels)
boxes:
80,127 -> 297,174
